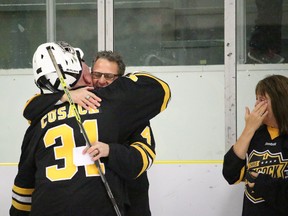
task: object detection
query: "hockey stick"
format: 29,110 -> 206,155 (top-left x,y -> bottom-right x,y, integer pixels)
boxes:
46,46 -> 122,216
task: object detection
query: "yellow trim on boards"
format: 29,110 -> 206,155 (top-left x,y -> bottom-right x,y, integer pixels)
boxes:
0,163 -> 18,166
154,160 -> 223,164
0,160 -> 223,166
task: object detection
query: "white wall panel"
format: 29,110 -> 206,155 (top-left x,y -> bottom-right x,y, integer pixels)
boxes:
0,164 -> 244,216
0,70 -> 38,162
1,65 -> 286,215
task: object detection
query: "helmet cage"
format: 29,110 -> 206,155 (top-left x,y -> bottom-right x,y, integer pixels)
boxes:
33,41 -> 83,93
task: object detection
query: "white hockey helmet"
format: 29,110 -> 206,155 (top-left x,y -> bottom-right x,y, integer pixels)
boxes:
33,41 -> 84,93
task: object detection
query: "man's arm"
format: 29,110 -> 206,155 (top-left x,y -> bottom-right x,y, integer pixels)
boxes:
23,87 -> 101,123
23,92 -> 64,123
95,72 -> 171,137
85,124 -> 156,180
108,124 -> 156,180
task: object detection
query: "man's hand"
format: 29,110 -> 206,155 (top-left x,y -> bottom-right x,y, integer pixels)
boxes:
82,141 -> 110,161
61,86 -> 101,110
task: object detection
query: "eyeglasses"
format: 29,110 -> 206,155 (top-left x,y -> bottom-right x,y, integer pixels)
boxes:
91,71 -> 119,81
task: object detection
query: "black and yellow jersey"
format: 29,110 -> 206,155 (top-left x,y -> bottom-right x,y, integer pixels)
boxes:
10,72 -> 170,216
223,125 -> 288,216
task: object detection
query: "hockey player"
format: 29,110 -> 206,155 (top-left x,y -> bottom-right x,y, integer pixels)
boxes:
10,42 -> 170,215
22,48 -> 156,216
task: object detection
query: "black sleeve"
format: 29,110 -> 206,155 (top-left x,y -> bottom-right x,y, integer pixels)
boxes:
222,146 -> 246,184
96,72 -> 171,138
23,92 -> 64,123
254,174 -> 288,215
10,125 -> 38,216
123,73 -> 171,121
107,124 -> 156,180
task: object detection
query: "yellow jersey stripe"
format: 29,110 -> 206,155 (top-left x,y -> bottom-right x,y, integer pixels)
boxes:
135,72 -> 171,112
131,142 -> 155,161
12,199 -> 31,212
131,145 -> 149,177
13,185 -> 34,195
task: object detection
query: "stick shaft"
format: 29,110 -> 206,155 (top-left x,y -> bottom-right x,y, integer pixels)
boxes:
46,47 -> 122,216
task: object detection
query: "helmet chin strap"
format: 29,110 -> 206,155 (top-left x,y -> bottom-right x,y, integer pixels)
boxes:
36,70 -> 69,94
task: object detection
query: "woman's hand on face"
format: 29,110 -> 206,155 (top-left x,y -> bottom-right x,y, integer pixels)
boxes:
61,86 -> 101,110
245,101 -> 268,131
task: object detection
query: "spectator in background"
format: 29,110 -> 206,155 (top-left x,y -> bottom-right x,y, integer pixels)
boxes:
248,0 -> 284,64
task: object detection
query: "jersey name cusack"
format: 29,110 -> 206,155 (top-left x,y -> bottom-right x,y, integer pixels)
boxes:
41,105 -> 99,129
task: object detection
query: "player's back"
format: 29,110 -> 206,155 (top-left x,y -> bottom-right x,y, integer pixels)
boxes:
30,101 -> 126,215
12,73 -> 171,216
